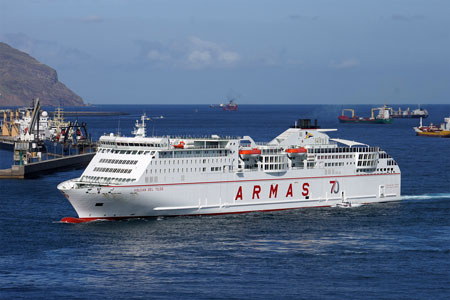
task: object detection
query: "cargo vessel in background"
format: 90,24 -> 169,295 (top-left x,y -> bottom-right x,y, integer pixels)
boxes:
58,116 -> 401,223
338,105 -> 393,124
413,117 -> 450,137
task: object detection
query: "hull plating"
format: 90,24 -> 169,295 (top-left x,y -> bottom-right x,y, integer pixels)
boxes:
59,172 -> 401,219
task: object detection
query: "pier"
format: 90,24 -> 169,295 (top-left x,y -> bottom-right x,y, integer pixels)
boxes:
48,111 -> 129,117
0,98 -> 98,178
0,136 -> 14,150
0,152 -> 95,179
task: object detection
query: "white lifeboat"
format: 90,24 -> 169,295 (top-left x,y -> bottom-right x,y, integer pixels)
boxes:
239,148 -> 261,158
285,147 -> 307,158
173,141 -> 185,149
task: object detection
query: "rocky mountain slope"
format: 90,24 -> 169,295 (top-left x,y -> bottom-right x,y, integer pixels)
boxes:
0,42 -> 84,106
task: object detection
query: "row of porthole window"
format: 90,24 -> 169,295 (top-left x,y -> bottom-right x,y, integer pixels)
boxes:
160,150 -> 228,157
358,154 -> 377,160
356,167 -> 395,173
262,156 -> 286,163
379,153 -> 391,159
356,169 -> 376,173
151,158 -> 230,165
376,168 -> 395,173
387,160 -> 397,166
98,148 -> 155,155
81,176 -> 136,183
357,160 -> 376,167
325,162 -> 345,167
99,158 -> 138,165
261,149 -> 283,155
318,154 -> 353,160
100,141 -> 162,147
148,166 -> 223,174
93,167 -> 132,173
310,147 -> 379,154
263,163 -> 287,170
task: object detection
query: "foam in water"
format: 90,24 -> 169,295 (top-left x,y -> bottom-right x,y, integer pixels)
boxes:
401,193 -> 450,201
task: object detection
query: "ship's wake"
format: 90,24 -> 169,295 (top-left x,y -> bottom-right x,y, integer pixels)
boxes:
401,193 -> 450,201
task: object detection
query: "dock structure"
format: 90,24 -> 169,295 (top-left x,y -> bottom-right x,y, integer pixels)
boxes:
48,111 -> 129,117
0,152 -> 95,179
0,136 -> 14,150
0,98 -> 99,179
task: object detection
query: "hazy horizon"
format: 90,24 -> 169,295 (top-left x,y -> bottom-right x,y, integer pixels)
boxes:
1,0 -> 449,105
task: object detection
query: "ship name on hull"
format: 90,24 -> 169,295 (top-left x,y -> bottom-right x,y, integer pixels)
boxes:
235,183 -> 310,201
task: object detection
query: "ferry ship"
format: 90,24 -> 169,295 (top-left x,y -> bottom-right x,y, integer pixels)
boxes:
58,117 -> 401,223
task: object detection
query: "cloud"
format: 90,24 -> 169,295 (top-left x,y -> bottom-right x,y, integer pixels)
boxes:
391,14 -> 425,22
135,36 -> 241,69
331,58 -> 360,69
0,33 -> 91,69
188,50 -> 212,65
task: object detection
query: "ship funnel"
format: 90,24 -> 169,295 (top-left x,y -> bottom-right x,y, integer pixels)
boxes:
292,119 -> 320,129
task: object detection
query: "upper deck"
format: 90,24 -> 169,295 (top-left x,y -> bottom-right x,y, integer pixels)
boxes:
74,118 -> 399,187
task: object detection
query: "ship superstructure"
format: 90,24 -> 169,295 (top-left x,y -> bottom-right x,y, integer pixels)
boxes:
58,117 -> 401,222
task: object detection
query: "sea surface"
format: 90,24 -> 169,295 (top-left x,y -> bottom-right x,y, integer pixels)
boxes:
0,105 -> 449,299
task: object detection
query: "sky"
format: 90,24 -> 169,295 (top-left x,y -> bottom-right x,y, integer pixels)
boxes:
0,0 -> 449,105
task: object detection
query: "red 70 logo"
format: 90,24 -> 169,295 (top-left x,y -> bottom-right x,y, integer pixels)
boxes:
329,180 -> 340,194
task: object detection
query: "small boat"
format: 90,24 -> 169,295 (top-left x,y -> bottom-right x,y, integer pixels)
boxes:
285,147 -> 307,158
173,141 -> 185,149
239,148 -> 261,158
335,200 -> 352,208
221,100 -> 238,111
338,105 -> 393,124
413,117 -> 450,137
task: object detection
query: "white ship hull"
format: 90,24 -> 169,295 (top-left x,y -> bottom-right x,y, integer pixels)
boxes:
59,171 -> 400,220
58,117 -> 401,222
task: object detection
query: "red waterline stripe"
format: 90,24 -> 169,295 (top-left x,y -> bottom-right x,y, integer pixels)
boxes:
104,172 -> 401,188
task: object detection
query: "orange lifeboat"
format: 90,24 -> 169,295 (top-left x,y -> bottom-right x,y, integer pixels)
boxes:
239,148 -> 261,158
285,147 -> 307,158
173,141 -> 185,149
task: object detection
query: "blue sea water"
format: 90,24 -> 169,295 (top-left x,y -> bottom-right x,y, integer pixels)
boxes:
0,105 -> 449,299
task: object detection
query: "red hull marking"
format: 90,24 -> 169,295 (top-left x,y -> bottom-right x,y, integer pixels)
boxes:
302,183 -> 310,196
252,185 -> 261,199
61,217 -> 118,223
106,173 -> 401,188
286,184 -> 293,197
235,186 -> 243,200
269,184 -> 278,198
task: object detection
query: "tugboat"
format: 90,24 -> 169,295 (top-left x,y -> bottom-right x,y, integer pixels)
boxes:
392,106 -> 428,118
413,117 -> 450,137
338,105 -> 393,124
220,99 -> 238,111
